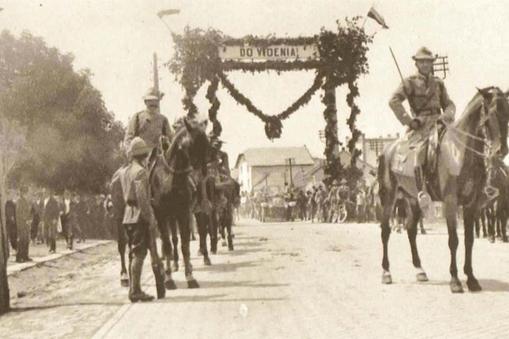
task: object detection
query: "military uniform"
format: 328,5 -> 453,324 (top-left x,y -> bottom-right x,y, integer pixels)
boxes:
120,137 -> 156,302
389,73 -> 455,145
388,47 -> 456,204
124,88 -> 174,152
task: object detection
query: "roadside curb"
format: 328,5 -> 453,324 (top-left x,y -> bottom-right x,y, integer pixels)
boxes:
7,240 -> 112,276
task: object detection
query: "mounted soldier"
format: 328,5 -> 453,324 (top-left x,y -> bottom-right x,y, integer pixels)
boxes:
125,87 -> 174,156
389,47 -> 456,210
209,136 -> 230,178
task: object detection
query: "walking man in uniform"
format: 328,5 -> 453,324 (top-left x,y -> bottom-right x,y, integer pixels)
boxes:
120,137 -> 159,302
389,47 -> 455,210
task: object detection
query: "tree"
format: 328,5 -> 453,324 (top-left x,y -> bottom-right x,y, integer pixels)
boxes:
0,118 -> 25,313
0,30 -> 125,313
0,30 -> 124,193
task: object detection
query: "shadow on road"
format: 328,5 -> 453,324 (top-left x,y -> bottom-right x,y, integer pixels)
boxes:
478,279 -> 509,292
194,260 -> 261,273
420,279 -> 509,292
197,280 -> 289,289
9,301 -> 127,313
158,295 -> 288,304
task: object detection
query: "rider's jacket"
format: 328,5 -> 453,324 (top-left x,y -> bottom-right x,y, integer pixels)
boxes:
119,160 -> 155,225
389,73 -> 455,126
125,110 -> 174,151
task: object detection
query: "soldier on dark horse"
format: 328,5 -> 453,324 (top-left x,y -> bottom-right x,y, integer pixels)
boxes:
111,87 -> 173,288
379,47 -> 509,293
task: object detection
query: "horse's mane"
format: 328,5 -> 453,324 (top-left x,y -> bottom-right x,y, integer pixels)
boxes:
454,91 -> 484,128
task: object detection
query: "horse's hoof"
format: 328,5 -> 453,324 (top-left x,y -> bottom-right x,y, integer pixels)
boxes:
187,279 -> 200,289
165,279 -> 177,290
120,279 -> 129,287
450,278 -> 464,293
382,271 -> 392,284
503,237 -> 508,243
467,278 -> 482,292
197,249 -> 203,256
228,244 -> 234,251
204,256 -> 212,266
416,272 -> 429,282
221,240 -> 227,247
489,236 -> 495,244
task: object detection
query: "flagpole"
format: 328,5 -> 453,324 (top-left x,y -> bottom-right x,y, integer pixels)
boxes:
158,17 -> 174,34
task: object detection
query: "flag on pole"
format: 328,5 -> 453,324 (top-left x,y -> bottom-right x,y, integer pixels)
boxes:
367,6 -> 389,29
157,9 -> 180,18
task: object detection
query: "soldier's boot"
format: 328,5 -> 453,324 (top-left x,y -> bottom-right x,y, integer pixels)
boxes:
415,166 -> 432,216
227,235 -> 234,251
129,257 -> 154,303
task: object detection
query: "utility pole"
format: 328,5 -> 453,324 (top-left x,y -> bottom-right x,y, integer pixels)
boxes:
153,53 -> 159,95
286,158 -> 295,187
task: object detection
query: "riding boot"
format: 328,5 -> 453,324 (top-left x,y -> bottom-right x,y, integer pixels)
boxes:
227,235 -> 234,251
129,256 -> 154,302
415,166 -> 432,215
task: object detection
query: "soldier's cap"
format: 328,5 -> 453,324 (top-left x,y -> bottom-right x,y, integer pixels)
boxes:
128,137 -> 151,157
143,87 -> 164,101
340,178 -> 348,184
412,47 -> 436,61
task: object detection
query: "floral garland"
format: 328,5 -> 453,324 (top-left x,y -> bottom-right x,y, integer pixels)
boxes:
223,36 -> 316,47
169,18 -> 373,180
206,76 -> 222,136
321,75 -> 342,181
218,71 -> 324,139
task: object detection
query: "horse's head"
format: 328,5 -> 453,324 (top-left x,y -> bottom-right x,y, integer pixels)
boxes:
477,87 -> 509,158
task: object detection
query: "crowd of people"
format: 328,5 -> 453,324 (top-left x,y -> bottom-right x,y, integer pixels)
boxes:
240,179 -> 380,224
3,187 -> 115,262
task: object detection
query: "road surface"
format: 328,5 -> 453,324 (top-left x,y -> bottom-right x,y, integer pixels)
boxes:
2,219 -> 509,338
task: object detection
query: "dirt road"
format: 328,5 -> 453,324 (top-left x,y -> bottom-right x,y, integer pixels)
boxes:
3,219 -> 509,338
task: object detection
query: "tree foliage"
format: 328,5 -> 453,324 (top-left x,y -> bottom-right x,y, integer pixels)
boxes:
0,30 -> 124,193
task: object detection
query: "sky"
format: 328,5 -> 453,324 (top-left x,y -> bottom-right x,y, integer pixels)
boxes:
1,0 -> 509,164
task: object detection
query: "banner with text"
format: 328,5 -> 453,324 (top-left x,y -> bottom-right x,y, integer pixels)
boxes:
219,44 -> 319,61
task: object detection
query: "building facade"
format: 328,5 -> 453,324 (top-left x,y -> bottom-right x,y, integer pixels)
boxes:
234,146 -> 315,194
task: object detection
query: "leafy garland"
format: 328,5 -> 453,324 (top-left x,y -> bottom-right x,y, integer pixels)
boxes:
168,17 -> 373,181
206,76 -> 222,136
218,71 -> 324,139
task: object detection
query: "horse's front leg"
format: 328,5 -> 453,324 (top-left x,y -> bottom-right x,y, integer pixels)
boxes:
406,200 -> 428,282
443,187 -> 463,293
178,209 -> 199,288
381,198 -> 393,284
156,214 -> 177,290
463,207 -> 482,292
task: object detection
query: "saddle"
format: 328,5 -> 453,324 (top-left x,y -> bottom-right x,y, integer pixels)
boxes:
390,122 -> 447,200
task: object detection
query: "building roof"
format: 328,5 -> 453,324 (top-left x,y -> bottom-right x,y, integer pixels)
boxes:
235,146 -> 315,168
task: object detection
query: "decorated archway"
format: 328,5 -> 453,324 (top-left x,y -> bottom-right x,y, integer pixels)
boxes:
168,17 -> 372,181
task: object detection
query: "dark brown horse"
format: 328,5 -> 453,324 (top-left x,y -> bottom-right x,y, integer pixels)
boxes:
485,157 -> 509,242
150,118 -> 209,289
378,87 -> 509,293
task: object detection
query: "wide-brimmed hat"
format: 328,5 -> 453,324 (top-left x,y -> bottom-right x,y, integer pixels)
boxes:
412,47 -> 436,61
340,178 -> 348,184
143,87 -> 163,101
128,137 -> 151,157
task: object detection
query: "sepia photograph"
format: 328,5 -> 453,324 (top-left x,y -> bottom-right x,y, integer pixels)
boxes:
1,0 -> 509,338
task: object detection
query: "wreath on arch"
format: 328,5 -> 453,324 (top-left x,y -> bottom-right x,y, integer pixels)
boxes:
168,17 -> 372,175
